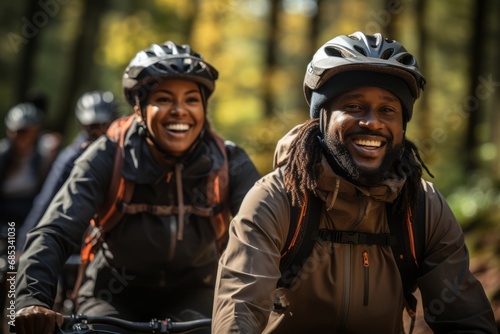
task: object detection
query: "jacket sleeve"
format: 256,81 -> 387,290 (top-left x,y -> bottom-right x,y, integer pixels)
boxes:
213,170 -> 289,333
15,137 -> 115,310
417,181 -> 497,333
18,146 -> 82,251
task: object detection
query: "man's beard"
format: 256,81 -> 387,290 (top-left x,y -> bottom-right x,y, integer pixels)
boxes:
323,131 -> 404,187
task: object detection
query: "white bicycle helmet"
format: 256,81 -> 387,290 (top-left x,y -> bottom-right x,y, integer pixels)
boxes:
75,91 -> 118,126
304,31 -> 425,122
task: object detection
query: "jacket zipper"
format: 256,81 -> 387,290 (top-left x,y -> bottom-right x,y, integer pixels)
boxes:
362,250 -> 369,306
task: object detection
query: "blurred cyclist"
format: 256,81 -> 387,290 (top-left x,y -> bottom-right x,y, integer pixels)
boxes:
19,91 -> 119,251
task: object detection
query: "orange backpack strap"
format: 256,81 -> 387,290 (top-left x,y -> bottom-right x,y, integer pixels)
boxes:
92,115 -> 136,233
206,131 -> 230,254
73,116 -> 135,299
278,191 -> 322,288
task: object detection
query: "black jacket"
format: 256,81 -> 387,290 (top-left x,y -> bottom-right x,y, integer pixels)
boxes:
15,119 -> 260,316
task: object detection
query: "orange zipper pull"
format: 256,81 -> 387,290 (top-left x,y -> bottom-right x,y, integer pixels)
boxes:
166,171 -> 173,183
363,251 -> 369,267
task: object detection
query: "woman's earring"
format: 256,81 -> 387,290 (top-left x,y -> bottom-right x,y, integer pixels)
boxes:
138,122 -> 146,137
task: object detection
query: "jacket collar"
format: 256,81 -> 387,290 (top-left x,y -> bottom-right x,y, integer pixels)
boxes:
121,118 -> 221,184
314,155 -> 405,210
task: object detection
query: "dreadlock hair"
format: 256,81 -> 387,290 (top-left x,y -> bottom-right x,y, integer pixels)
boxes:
391,139 -> 433,221
283,118 -> 433,226
283,118 -> 322,206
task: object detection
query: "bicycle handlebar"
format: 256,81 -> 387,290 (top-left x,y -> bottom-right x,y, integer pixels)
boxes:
11,314 -> 211,334
63,314 -> 211,333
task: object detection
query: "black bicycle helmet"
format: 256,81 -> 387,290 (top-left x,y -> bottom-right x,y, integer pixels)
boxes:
122,41 -> 219,106
5,102 -> 43,131
75,91 -> 119,126
304,31 -> 426,121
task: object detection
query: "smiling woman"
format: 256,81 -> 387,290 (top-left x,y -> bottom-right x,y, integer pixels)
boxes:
122,41 -> 220,162
139,79 -> 206,159
14,41 -> 260,334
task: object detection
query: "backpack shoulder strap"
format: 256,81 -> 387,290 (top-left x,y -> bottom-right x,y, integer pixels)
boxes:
92,115 -> 136,232
80,115 -> 135,261
73,116 -> 136,299
278,183 -> 426,299
414,186 -> 426,263
386,184 -> 426,323
278,191 -> 323,288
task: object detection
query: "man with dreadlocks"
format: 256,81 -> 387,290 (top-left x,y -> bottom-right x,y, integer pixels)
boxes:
212,32 -> 497,333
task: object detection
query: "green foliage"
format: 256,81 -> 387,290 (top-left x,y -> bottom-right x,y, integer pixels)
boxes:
447,173 -> 500,230
212,100 -> 307,175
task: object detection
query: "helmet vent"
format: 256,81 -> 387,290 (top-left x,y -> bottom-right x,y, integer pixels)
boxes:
354,45 -> 367,56
380,49 -> 394,59
304,32 -> 425,116
154,63 -> 169,72
398,55 -> 416,66
123,41 -> 219,106
366,35 -> 378,48
324,46 -> 344,58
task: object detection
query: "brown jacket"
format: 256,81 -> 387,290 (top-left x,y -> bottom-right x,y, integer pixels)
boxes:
212,126 -> 497,333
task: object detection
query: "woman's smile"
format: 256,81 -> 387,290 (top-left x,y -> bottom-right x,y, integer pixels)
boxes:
139,79 -> 205,158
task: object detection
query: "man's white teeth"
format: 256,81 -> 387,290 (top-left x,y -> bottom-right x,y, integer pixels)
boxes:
167,124 -> 189,131
354,139 -> 382,147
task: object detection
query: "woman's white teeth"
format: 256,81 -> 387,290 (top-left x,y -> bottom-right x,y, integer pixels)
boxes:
167,124 -> 189,131
354,139 -> 382,147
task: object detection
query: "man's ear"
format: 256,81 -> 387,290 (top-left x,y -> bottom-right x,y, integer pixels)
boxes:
134,105 -> 143,122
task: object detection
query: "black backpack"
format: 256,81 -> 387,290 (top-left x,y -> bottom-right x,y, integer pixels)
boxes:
278,186 -> 425,330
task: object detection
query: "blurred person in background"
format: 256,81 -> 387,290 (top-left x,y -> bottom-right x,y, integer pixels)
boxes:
0,98 -> 60,334
18,90 -> 120,251
0,100 -> 61,226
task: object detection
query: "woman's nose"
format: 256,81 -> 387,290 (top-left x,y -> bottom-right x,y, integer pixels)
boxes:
169,102 -> 185,115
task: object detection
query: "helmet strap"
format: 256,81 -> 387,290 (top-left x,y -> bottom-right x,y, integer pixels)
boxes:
198,84 -> 209,113
318,108 -> 327,138
134,93 -> 173,157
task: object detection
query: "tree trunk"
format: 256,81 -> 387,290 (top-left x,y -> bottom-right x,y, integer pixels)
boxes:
464,0 -> 487,172
384,0 -> 399,38
16,1 -> 43,103
414,0 -> 431,146
490,0 -> 500,180
54,1 -> 110,134
263,0 -> 281,117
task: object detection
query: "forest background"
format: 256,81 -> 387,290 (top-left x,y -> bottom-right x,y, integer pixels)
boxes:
0,0 -> 499,330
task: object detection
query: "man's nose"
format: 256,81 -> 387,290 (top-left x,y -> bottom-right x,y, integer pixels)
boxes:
359,110 -> 382,130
